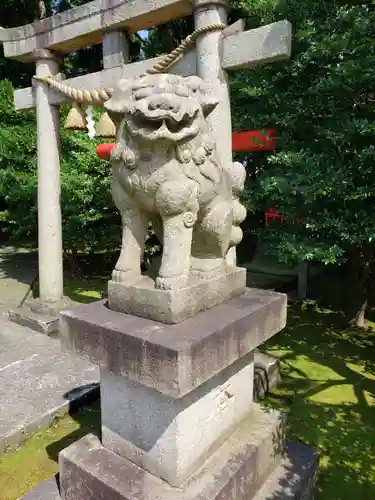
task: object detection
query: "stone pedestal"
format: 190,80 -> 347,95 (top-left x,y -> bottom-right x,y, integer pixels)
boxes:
21,288 -> 318,500
108,266 -> 246,324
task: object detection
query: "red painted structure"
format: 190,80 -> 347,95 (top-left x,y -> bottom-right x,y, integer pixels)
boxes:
96,142 -> 115,160
232,128 -> 276,153
95,129 -> 297,224
95,128 -> 276,161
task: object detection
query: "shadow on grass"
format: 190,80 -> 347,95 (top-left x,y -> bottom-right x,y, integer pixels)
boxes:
45,399 -> 102,463
263,303 -> 375,500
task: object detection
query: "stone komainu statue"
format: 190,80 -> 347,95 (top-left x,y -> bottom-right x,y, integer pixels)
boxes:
105,73 -> 247,291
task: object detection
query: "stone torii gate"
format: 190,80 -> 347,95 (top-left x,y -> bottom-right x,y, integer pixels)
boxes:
0,0 -> 291,330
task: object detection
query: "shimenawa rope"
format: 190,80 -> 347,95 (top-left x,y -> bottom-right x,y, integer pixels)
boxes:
33,23 -> 226,106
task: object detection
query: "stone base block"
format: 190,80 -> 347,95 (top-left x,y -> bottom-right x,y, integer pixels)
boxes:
60,405 -> 286,500
60,289 -> 287,398
9,306 -> 59,335
107,266 -> 246,324
21,412 -> 318,500
9,297 -> 75,335
100,352 -> 255,487
250,440 -> 318,500
21,439 -> 318,500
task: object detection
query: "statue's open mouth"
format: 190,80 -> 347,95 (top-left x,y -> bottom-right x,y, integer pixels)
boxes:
127,110 -> 199,141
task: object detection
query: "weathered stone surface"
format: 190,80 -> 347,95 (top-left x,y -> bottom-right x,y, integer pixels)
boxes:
102,30 -> 129,70
21,477 -> 61,500
1,0 -> 193,61
60,288 -> 287,398
33,49 -> 66,307
253,350 -> 281,402
21,438 -> 318,500
108,267 -> 246,324
221,20 -> 292,71
59,405 -> 285,500
14,21 -> 292,111
101,351 -> 254,486
8,306 -> 59,334
251,440 -> 318,500
9,297 -> 77,334
104,72 -> 246,320
0,318 -> 99,454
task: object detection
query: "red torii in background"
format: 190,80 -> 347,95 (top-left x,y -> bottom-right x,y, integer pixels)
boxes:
96,127 -> 277,157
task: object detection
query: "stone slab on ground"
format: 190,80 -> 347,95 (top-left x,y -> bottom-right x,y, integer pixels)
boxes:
0,246 -> 38,316
57,406 -> 285,500
9,298 -> 81,336
21,438 -> 317,500
251,440 -> 318,500
8,306 -> 60,335
0,319 -> 99,454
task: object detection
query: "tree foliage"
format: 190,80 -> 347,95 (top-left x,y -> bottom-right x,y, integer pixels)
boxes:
230,0 -> 375,324
0,79 -> 122,256
141,0 -> 375,324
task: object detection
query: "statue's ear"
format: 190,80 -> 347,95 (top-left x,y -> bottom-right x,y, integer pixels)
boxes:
104,78 -> 133,119
186,77 -> 219,116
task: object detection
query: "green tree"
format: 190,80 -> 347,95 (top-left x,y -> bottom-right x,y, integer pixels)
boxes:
231,0 -> 375,326
0,79 -> 122,267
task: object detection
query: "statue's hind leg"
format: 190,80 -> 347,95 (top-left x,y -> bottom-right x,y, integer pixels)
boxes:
191,198 -> 233,275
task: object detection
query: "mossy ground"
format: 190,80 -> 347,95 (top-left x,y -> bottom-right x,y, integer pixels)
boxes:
0,402 -> 101,500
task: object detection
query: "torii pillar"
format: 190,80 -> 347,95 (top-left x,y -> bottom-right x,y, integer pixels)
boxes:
8,49 -> 73,333
33,49 -> 65,308
7,49 -> 73,333
194,0 -> 236,264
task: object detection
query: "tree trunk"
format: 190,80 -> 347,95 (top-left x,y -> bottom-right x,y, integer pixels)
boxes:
63,247 -> 82,277
345,244 -> 374,328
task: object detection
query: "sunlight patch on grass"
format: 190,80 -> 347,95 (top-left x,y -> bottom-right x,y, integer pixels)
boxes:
264,347 -> 294,358
308,384 -> 358,404
64,278 -> 106,304
346,361 -> 375,381
264,303 -> 375,500
282,355 -> 344,382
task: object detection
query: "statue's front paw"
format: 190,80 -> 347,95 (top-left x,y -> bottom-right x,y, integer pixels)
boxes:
155,273 -> 188,291
112,269 -> 141,285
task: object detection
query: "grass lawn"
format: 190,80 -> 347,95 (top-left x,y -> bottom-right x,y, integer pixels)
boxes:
1,286 -> 375,499
263,303 -> 375,499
